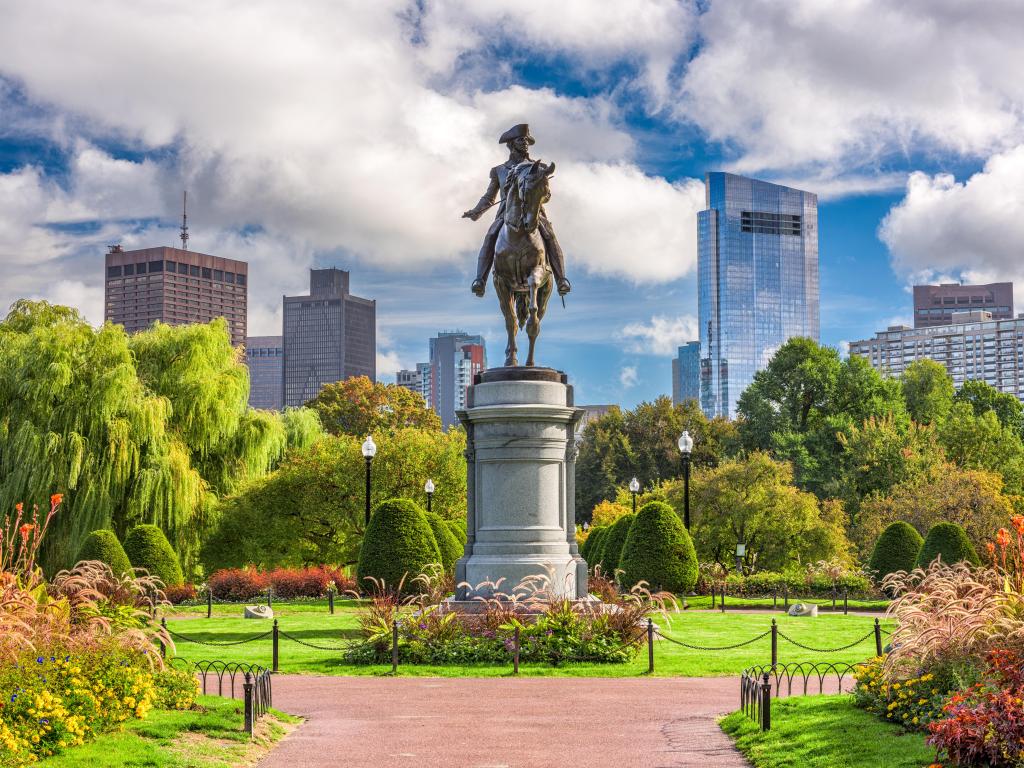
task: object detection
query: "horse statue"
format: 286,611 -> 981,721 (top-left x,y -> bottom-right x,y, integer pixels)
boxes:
492,159 -> 556,367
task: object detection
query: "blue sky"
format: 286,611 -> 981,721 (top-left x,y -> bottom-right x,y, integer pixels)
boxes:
2,1 -> 1024,408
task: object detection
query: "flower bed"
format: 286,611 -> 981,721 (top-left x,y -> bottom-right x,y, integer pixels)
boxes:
206,566 -> 356,601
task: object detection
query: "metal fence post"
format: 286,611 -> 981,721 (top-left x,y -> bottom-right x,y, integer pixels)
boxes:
272,619 -> 279,673
513,626 -> 520,675
770,619 -> 777,668
207,587 -> 213,619
392,620 -> 399,673
159,617 -> 167,659
761,671 -> 772,731
266,587 -> 272,609
720,588 -> 726,612
783,584 -> 789,609
647,618 -> 655,674
843,588 -> 848,615
328,587 -> 335,615
710,584 -> 715,609
243,672 -> 254,737
874,618 -> 883,657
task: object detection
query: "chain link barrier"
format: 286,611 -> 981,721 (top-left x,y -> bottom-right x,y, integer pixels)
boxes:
166,626 -> 273,647
277,629 -> 350,652
776,628 -> 876,653
654,628 -> 772,651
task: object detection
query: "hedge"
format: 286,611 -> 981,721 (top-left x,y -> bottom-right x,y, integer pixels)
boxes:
427,512 -> 463,570
721,570 -> 874,598
122,524 -> 183,587
76,529 -> 132,577
869,521 -> 924,583
584,526 -> 608,571
599,513 -> 635,579
356,498 -> 442,594
618,501 -> 697,593
916,522 -> 980,568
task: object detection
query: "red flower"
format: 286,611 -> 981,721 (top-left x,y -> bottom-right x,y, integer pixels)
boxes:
1013,515 -> 1024,536
50,493 -> 63,508
18,523 -> 34,542
987,541 -> 997,555
14,502 -> 23,514
997,528 -> 1012,548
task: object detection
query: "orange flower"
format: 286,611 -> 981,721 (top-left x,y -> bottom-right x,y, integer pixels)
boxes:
987,541 -> 997,555
14,502 -> 22,514
18,523 -> 34,541
997,528 -> 1012,548
50,493 -> 63,508
1013,515 -> 1024,536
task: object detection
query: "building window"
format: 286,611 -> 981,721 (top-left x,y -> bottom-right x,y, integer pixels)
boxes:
107,266 -> 122,278
177,263 -> 189,275
740,211 -> 802,236
149,260 -> 163,272
225,272 -> 235,284
202,267 -> 212,279
214,269 -> 223,281
123,264 -> 135,276
189,265 -> 200,277
236,274 -> 246,286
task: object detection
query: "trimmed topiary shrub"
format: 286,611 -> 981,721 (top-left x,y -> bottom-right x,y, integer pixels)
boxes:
76,529 -> 132,577
445,519 -> 467,547
869,521 -> 924,583
357,498 -> 442,593
916,522 -> 980,568
584,526 -> 608,570
618,501 -> 698,593
599,513 -> 635,578
427,512 -> 462,570
123,524 -> 184,586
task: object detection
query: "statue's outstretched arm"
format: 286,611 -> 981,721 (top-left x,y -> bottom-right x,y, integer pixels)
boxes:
462,168 -> 500,221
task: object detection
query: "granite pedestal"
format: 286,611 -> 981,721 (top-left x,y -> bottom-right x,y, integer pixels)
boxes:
454,367 -> 588,600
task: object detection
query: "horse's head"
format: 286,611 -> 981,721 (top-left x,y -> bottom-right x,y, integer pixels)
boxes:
513,159 -> 555,233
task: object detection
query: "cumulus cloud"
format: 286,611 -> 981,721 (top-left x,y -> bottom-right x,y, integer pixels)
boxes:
880,145 -> 1024,294
619,365 -> 639,389
679,0 -> 1024,175
619,314 -> 698,356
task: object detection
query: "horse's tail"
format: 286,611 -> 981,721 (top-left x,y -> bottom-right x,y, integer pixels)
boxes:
516,292 -> 529,330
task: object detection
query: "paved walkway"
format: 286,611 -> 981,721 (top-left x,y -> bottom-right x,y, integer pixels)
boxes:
258,676 -> 753,768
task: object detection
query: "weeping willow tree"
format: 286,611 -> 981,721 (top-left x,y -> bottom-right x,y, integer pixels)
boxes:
0,301 -> 324,574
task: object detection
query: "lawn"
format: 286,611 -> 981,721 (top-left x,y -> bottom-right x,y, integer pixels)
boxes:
720,695 -> 936,768
37,695 -> 300,768
164,601 -> 891,677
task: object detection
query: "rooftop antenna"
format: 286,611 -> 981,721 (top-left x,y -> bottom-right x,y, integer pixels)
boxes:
180,190 -> 189,250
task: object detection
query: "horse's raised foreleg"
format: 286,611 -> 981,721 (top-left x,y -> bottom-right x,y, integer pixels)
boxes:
525,272 -> 541,367
496,279 -> 518,367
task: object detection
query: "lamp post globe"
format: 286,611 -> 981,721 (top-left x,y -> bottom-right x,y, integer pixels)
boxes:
424,478 -> 435,514
361,435 -> 377,525
629,476 -> 640,514
678,430 -> 694,530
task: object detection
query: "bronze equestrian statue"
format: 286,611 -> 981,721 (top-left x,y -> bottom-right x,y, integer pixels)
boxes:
463,124 -> 570,367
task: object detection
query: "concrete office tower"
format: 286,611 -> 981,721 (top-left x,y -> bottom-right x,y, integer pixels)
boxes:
850,310 -> 1024,402
672,341 -> 701,405
104,245 -> 248,346
282,268 -> 376,407
913,282 -> 1013,328
428,332 -> 487,428
698,173 -> 819,419
245,335 -> 284,410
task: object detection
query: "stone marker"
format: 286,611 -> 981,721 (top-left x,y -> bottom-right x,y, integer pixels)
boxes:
787,602 -> 818,617
244,605 -> 274,619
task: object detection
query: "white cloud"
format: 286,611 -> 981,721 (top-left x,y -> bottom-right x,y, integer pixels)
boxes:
619,314 -> 698,356
619,365 -> 639,389
679,0 -> 1024,175
376,349 -> 405,381
880,145 -> 1024,300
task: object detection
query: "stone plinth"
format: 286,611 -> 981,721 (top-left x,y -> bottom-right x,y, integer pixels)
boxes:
454,367 -> 588,600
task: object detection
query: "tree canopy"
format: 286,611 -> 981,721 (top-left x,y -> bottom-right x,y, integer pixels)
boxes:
305,376 -> 441,436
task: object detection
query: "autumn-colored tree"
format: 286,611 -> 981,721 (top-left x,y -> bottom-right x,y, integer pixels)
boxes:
306,376 -> 441,437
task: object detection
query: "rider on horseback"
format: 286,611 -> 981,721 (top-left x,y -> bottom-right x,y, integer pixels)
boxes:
462,124 -> 571,298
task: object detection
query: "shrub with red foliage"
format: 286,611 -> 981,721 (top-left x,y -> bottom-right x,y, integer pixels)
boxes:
164,583 -> 198,604
928,649 -> 1024,767
208,566 -> 355,600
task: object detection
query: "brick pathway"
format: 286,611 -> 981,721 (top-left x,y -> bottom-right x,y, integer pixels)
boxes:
258,676 -> 752,768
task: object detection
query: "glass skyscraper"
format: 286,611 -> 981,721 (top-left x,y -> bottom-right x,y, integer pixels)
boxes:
698,173 -> 819,419
672,341 -> 700,405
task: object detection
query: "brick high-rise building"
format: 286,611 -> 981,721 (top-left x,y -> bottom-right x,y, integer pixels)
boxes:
913,282 -> 1013,328
104,245 -> 248,345
282,268 -> 376,407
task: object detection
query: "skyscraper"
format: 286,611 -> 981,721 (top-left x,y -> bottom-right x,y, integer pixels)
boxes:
913,282 -> 1013,328
104,245 -> 248,345
698,173 -> 819,419
245,335 -> 284,410
672,341 -> 701,405
282,268 -> 376,407
409,332 -> 487,428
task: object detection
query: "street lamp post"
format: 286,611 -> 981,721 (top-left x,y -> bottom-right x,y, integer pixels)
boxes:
361,435 -> 377,526
425,478 -> 435,514
678,430 -> 694,530
629,477 -> 640,515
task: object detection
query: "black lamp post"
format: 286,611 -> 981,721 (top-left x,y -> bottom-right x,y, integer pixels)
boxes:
629,476 -> 640,514
678,429 -> 694,530
424,478 -> 435,514
361,435 -> 377,526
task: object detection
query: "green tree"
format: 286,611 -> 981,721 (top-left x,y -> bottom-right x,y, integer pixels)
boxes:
202,427 -> 466,570
76,529 -> 133,577
618,501 -> 697,593
575,407 -> 634,519
356,498 -> 441,594
954,380 -> 1024,437
916,522 -> 980,568
902,359 -> 954,426
938,402 -> 1024,494
306,376 -> 441,436
688,453 -> 851,571
867,521 -> 924,584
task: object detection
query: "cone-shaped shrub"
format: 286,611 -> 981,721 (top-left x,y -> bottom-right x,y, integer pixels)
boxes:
76,529 -> 133,577
869,521 -> 924,583
618,501 -> 697,593
445,519 -> 467,546
600,513 -> 635,577
123,524 -> 184,586
357,498 -> 441,594
426,512 -> 462,570
916,522 -> 980,568
585,526 -> 608,570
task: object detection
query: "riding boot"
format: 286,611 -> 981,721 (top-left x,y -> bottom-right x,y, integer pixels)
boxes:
472,225 -> 500,296
538,216 -> 570,295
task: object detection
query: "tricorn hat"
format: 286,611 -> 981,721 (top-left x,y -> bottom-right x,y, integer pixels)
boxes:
499,123 -> 535,145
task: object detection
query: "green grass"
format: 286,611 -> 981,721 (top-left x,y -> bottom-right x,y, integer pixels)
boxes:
721,695 -> 935,768
37,696 -> 300,768
165,602 -> 891,677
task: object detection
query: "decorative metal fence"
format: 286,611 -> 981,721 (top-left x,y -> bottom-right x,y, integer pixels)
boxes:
172,659 -> 273,737
738,661 -> 861,732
